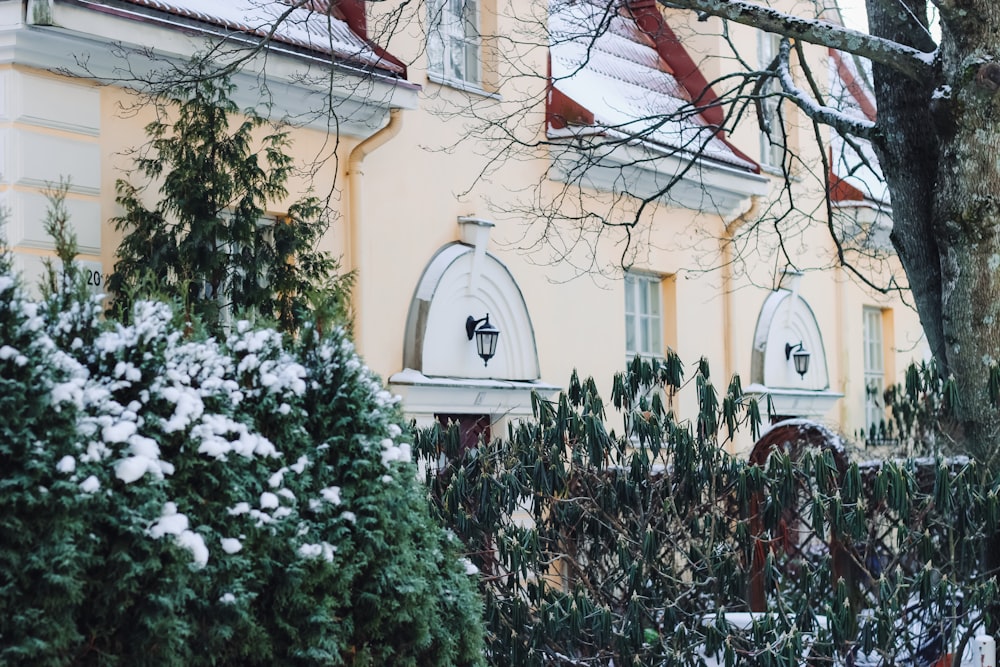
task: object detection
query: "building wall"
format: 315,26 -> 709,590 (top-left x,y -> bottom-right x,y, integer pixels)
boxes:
0,0 -> 928,450
363,0 -> 928,448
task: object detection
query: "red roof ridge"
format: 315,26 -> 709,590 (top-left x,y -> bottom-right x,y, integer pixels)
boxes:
829,48 -> 876,123
623,0 -> 759,172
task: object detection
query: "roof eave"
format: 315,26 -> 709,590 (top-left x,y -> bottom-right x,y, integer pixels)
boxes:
66,0 -> 407,80
547,130 -> 770,219
9,1 -> 418,136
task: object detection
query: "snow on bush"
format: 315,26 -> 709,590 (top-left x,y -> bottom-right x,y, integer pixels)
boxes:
0,259 -> 484,667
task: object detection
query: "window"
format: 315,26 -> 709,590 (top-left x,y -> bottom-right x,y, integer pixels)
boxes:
427,0 -> 481,86
625,272 -> 664,359
193,214 -> 278,330
758,31 -> 785,169
863,306 -> 886,434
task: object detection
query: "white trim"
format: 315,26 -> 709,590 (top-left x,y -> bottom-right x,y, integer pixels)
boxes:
749,285 -> 843,420
833,201 -> 893,252
0,69 -> 101,136
862,306 -> 886,431
0,128 -> 101,196
403,242 -> 542,381
751,287 -> 831,390
389,368 -> 559,420
0,4 -> 418,137
745,384 -> 843,420
624,271 -> 664,360
4,190 -> 102,255
426,0 -> 483,89
547,137 -> 769,219
426,71 -> 501,100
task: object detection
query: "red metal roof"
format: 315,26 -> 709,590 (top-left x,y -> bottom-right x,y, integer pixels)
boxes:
80,0 -> 406,76
827,48 -> 886,205
547,0 -> 758,172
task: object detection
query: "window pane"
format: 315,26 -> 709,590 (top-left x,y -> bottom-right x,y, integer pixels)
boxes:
758,32 -> 784,167
448,39 -> 463,79
648,280 -> 660,317
624,273 -> 663,359
863,307 -> 886,434
465,42 -> 480,84
426,0 -> 445,73
463,0 -> 478,35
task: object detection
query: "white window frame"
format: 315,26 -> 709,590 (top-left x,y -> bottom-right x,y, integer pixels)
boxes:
197,213 -> 278,330
758,31 -> 786,170
625,272 -> 664,360
427,0 -> 482,87
862,306 -> 886,434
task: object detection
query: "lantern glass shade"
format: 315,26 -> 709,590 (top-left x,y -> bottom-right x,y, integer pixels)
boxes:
466,314 -> 500,366
475,321 -> 500,366
792,348 -> 810,377
784,341 -> 811,379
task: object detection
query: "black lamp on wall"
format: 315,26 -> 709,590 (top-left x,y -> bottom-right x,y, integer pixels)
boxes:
466,314 -> 500,366
785,342 -> 811,378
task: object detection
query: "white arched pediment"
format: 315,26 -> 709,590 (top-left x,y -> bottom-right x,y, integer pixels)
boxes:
747,279 -> 842,419
401,242 -> 540,382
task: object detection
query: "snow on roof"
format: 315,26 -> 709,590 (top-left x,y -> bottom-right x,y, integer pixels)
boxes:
101,0 -> 404,75
828,49 -> 888,206
548,0 -> 757,172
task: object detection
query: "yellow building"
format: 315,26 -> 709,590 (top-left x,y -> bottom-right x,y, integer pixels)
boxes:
0,0 -> 926,451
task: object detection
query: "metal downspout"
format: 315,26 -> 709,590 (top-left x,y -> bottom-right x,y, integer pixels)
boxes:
721,197 -> 761,384
346,108 -> 402,355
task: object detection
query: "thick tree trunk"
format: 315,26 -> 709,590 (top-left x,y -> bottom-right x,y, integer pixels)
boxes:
872,0 -> 1000,462
866,0 -> 943,362
932,2 -> 1000,462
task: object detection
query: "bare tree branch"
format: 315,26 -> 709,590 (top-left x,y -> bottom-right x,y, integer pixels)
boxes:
658,0 -> 936,80
776,38 -> 876,140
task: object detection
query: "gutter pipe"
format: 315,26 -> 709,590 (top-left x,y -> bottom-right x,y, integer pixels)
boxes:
346,107 -> 403,355
721,196 -> 761,384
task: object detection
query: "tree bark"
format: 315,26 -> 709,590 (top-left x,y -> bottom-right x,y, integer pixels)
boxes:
929,1 -> 1000,461
865,1 -> 946,365
868,0 -> 1000,460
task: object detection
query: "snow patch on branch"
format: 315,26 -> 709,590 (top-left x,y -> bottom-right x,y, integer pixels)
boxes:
776,39 -> 876,140
298,541 -> 336,562
149,502 -> 208,569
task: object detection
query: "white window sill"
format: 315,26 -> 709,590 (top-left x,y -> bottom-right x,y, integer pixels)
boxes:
759,163 -> 803,182
427,71 -> 502,100
759,163 -> 785,176
625,354 -> 666,364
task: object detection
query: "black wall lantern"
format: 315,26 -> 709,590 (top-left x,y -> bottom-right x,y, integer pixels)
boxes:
785,342 -> 811,378
466,314 -> 500,366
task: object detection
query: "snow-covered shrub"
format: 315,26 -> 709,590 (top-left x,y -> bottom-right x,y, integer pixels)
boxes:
0,260 -> 484,667
0,251 -> 92,665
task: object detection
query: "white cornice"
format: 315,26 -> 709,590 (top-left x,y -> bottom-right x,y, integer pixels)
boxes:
745,384 -> 844,420
832,200 -> 894,253
388,369 -> 560,420
547,137 -> 770,219
0,2 -> 418,138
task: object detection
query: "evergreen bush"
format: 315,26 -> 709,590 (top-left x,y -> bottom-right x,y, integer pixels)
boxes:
0,255 -> 484,666
108,69 -> 348,334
